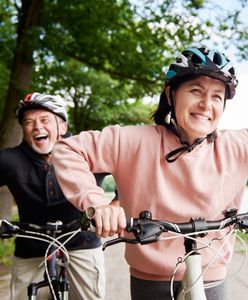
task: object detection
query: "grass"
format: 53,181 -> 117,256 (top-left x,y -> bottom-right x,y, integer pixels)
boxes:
0,213 -> 19,269
237,231 -> 248,243
0,239 -> 15,267
235,230 -> 248,253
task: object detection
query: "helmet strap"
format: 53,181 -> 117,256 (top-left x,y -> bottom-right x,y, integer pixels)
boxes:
55,115 -> 60,140
165,137 -> 206,163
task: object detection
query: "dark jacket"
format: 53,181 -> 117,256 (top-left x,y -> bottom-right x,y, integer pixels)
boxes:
0,141 -> 106,258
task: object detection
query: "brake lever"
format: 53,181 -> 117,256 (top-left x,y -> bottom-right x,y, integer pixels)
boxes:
102,237 -> 139,250
237,215 -> 248,233
127,221 -> 166,245
103,221 -> 167,250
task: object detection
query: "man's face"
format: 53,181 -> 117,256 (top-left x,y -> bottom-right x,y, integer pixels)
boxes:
22,109 -> 67,155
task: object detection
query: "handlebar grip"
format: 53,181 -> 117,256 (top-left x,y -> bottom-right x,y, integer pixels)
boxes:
125,217 -> 133,229
0,219 -> 20,238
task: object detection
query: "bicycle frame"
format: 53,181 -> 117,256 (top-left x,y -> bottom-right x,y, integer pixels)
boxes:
176,238 -> 207,300
27,243 -> 69,300
0,220 -> 78,300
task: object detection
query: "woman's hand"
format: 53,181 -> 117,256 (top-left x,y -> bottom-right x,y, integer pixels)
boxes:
87,204 -> 126,238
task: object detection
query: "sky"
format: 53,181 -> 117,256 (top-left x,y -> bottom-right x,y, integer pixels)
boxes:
219,57 -> 248,212
218,59 -> 248,130
210,0 -> 248,130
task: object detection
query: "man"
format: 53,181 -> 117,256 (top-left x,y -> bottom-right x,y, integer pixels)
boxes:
0,92 -> 106,299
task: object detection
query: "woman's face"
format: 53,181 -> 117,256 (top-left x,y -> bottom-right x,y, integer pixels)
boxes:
166,75 -> 226,144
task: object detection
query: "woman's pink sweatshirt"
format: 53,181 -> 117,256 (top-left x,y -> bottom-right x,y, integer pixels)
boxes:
52,125 -> 248,281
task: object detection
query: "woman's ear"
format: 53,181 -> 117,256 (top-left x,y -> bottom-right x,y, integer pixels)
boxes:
165,86 -> 171,105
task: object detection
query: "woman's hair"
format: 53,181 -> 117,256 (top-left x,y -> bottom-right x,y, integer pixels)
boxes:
152,89 -> 169,126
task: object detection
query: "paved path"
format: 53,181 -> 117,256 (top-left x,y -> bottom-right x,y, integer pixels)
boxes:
1,240 -> 248,300
104,240 -> 248,300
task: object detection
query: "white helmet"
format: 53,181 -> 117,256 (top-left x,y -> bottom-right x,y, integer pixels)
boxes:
16,92 -> 68,123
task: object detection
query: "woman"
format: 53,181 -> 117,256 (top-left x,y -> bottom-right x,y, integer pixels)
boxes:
52,48 -> 245,300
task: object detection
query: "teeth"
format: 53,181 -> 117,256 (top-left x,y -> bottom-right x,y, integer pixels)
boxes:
36,135 -> 46,138
34,134 -> 48,140
193,113 -> 210,120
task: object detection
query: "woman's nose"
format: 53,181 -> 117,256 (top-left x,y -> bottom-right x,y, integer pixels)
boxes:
198,96 -> 212,110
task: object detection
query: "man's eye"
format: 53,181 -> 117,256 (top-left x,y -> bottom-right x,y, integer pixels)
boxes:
41,118 -> 50,123
23,121 -> 33,126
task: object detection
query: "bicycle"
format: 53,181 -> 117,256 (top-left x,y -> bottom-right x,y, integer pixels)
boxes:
101,207 -> 248,300
0,218 -> 85,300
2,208 -> 248,300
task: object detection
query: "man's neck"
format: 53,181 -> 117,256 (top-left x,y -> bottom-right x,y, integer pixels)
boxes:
40,153 -> 52,163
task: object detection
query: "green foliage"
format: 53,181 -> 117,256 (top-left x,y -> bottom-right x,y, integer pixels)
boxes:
0,0 -> 248,132
0,0 -> 17,123
0,212 -> 19,267
101,175 -> 117,193
237,230 -> 248,244
0,239 -> 15,267
31,60 -> 156,132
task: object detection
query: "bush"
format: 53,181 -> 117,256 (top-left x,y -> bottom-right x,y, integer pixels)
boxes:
0,238 -> 15,267
0,212 -> 19,267
101,175 -> 116,192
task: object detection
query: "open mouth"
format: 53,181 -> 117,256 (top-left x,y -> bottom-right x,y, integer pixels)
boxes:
34,134 -> 48,141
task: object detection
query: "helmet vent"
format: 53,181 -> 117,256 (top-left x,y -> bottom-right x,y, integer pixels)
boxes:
229,67 -> 235,76
213,52 -> 222,66
183,50 -> 202,64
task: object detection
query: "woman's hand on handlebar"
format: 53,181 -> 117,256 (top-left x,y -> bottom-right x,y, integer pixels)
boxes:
90,204 -> 126,238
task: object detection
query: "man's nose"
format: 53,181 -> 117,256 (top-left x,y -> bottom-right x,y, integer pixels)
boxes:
33,119 -> 43,129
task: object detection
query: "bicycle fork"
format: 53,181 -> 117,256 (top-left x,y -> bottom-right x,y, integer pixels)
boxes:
27,247 -> 70,300
27,279 -> 69,300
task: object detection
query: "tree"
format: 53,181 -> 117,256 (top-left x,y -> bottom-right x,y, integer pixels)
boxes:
0,0 -> 44,219
32,61 -> 156,132
0,0 -> 247,218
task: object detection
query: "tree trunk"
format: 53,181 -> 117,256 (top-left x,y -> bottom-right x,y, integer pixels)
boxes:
0,0 -> 44,219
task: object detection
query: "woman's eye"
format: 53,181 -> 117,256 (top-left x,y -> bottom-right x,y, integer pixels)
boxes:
191,89 -> 202,94
213,95 -> 223,102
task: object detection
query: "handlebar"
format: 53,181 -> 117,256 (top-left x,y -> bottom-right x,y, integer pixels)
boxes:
2,208 -> 248,252
102,208 -> 248,250
0,218 -> 81,239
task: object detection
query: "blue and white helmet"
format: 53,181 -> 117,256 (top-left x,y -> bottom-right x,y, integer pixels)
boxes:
165,47 -> 238,99
16,92 -> 68,123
